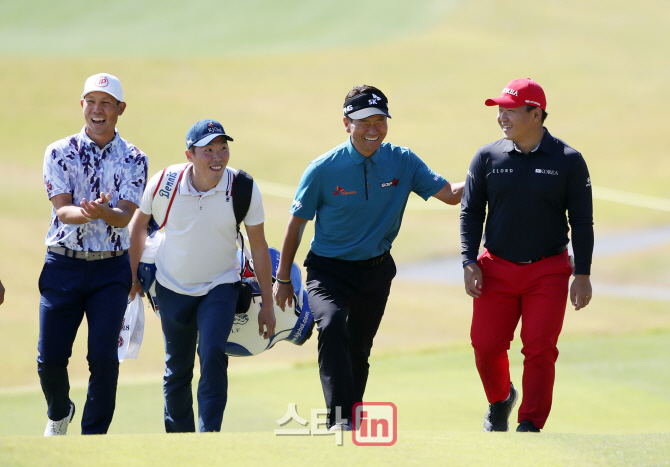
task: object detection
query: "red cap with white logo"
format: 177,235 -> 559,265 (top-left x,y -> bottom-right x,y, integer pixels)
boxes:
485,78 -> 546,110
81,73 -> 124,102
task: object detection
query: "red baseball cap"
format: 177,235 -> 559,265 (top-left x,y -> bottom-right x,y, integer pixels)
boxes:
485,78 -> 546,110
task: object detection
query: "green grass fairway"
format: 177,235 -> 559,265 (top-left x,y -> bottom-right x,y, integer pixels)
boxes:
1,432 -> 668,467
1,0 -> 669,465
1,331 -> 669,466
2,330 -> 669,437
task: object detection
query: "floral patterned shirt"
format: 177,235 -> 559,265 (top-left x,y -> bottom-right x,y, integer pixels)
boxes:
43,126 -> 148,251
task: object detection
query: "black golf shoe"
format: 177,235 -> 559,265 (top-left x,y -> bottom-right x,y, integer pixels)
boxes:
516,420 -> 541,433
483,383 -> 518,432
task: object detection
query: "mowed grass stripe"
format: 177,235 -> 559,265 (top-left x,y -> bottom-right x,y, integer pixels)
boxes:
0,0 -> 462,58
1,432 -> 668,467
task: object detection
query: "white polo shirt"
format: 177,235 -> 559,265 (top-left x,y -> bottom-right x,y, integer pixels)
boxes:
140,165 -> 264,296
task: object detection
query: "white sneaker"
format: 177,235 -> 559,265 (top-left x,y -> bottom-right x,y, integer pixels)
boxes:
328,422 -> 352,432
44,402 -> 75,436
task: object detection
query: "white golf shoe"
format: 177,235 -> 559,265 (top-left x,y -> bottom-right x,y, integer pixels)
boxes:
44,402 -> 75,436
328,422 -> 352,432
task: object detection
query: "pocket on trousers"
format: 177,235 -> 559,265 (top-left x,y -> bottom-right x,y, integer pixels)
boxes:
38,253 -> 67,293
37,265 -> 47,294
388,255 -> 397,281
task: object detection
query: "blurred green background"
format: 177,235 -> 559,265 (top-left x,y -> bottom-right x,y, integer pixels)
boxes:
0,0 -> 668,464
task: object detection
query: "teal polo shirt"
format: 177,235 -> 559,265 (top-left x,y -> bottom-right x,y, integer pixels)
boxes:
290,138 -> 447,260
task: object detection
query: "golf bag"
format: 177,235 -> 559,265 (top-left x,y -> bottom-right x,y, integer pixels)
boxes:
136,231 -> 315,356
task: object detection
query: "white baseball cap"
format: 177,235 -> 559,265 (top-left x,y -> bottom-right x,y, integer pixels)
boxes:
81,73 -> 124,102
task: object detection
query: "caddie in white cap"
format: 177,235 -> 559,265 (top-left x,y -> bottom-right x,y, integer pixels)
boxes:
37,73 -> 148,436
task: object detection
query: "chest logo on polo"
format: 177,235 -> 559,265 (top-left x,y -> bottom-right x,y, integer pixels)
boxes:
333,186 -> 356,195
491,168 -> 514,174
535,169 -> 558,175
381,178 -> 399,188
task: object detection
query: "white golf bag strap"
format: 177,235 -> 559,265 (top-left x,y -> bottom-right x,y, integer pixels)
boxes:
151,162 -> 191,229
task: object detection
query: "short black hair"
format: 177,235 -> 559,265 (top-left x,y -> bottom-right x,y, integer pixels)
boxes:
526,105 -> 548,123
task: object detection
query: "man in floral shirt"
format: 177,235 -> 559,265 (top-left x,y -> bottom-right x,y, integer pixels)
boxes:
38,73 -> 148,436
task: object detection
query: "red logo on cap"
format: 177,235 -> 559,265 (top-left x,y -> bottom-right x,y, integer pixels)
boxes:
208,122 -> 214,127
95,76 -> 109,87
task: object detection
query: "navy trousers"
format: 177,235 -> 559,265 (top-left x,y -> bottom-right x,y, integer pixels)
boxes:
155,281 -> 239,433
304,251 -> 396,428
37,251 -> 131,434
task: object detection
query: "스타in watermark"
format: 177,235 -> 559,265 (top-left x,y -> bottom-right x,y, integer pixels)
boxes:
274,402 -> 397,446
352,402 -> 397,446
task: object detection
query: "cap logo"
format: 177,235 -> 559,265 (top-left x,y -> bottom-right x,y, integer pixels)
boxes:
369,94 -> 382,105
95,76 -> 109,87
525,100 -> 540,106
502,87 -> 518,97
343,91 -> 391,119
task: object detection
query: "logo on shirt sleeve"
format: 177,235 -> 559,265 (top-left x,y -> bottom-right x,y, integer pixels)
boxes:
291,199 -> 303,210
586,177 -> 591,187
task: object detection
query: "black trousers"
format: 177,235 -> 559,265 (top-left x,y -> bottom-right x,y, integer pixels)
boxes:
304,250 -> 396,427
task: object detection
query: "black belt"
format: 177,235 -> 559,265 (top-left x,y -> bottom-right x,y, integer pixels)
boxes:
48,246 -> 127,261
511,245 -> 567,265
331,251 -> 390,268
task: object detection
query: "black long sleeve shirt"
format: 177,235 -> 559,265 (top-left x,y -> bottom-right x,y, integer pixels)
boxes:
460,128 -> 594,275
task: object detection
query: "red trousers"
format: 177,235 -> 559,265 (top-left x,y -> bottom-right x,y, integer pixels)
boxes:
471,249 -> 573,429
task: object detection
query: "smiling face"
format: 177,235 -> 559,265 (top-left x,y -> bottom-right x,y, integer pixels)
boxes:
81,91 -> 125,148
497,105 -> 543,147
344,114 -> 388,157
185,135 -> 230,192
